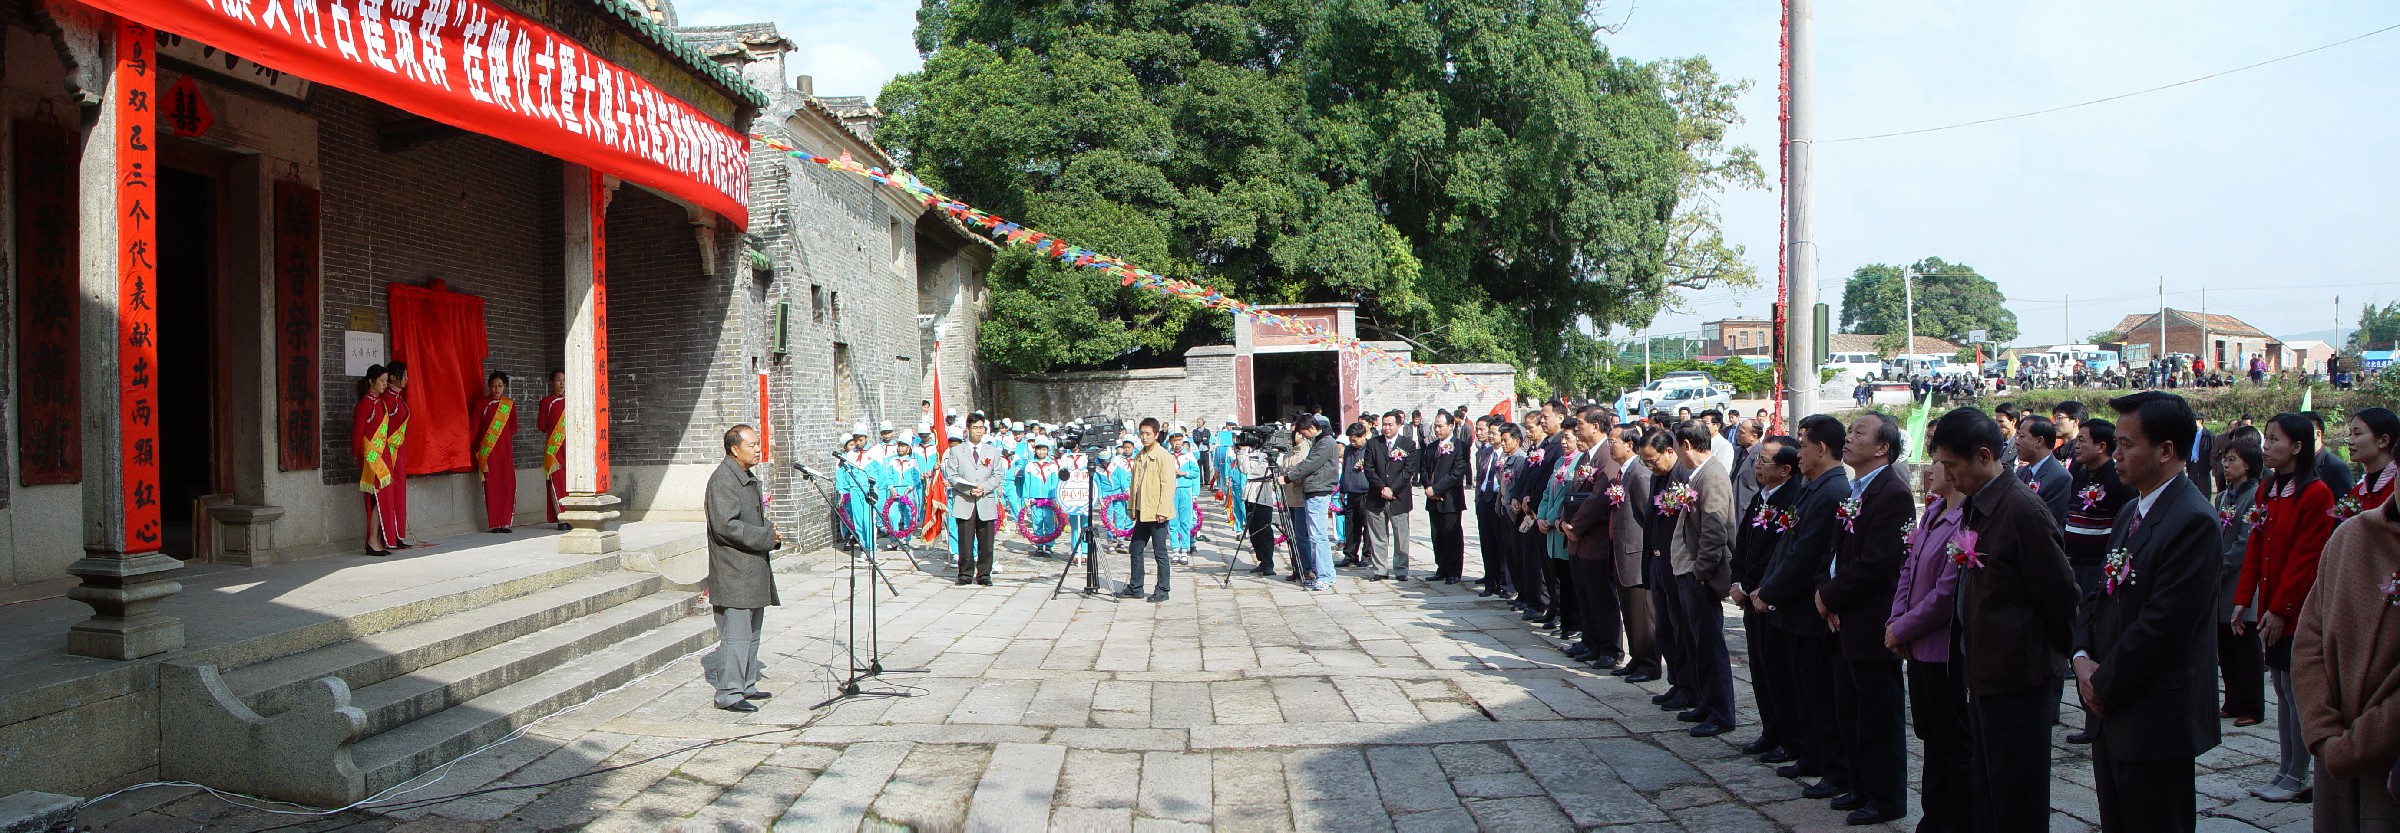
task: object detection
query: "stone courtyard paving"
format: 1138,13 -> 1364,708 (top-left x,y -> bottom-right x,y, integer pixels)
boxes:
83,515 -> 2310,833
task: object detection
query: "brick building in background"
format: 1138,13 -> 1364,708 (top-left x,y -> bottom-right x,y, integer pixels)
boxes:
682,22 -> 993,552
2112,309 -> 2283,373
1703,317 -> 1774,356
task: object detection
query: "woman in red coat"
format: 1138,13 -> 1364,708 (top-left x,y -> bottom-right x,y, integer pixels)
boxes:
475,371 -> 519,533
2341,407 -> 2397,518
539,369 -> 568,530
2233,413 -> 2337,803
352,365 -> 398,556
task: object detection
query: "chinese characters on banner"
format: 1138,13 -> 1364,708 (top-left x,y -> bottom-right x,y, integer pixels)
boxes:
589,172 -> 611,493
276,182 -> 321,471
14,120 -> 81,486
81,0 -> 749,227
117,19 -> 162,553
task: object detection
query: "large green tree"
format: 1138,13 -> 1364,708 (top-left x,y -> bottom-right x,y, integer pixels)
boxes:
878,0 -> 1729,394
1839,256 -> 2019,346
2349,301 -> 2400,352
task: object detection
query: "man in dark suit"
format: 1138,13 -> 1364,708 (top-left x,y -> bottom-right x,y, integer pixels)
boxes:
1562,413 -> 1624,667
1607,425 -> 1662,680
1756,416 -> 1850,791
1731,436 -> 1804,762
2074,392 -> 2222,833
2309,411 -> 2355,496
1636,432 -> 1692,710
1512,415 -> 1563,619
2051,401 -> 2086,466
705,426 -> 782,712
1420,411 -> 1470,583
1815,412 -> 1912,825
1362,410 -> 1421,580
1473,418 -> 1512,597
1937,407 -> 2080,833
1667,420 -> 1740,737
2017,415 -> 2075,528
1730,418 -> 1764,510
2184,415 -> 2217,496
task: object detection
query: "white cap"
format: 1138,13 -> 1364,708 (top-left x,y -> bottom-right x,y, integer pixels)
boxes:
1032,437 -> 1054,449
945,408 -> 957,416
1224,416 -> 1237,425
1170,424 -> 1188,437
879,420 -> 895,433
848,423 -> 870,437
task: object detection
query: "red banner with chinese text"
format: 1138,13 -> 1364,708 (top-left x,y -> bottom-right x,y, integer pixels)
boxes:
15,120 -> 81,486
276,182 -> 320,471
118,19 -> 163,553
590,171 -> 611,493
81,0 -> 750,228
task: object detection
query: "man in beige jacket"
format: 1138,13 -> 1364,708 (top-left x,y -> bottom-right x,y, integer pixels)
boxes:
1123,418 -> 1179,602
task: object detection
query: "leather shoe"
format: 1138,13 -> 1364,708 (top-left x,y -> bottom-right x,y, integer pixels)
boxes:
1650,691 -> 1679,705
1479,588 -> 1498,597
1147,592 -> 1169,603
1520,609 -> 1545,621
1368,574 -> 1387,582
743,691 -> 774,700
1676,709 -> 1706,723
1801,781 -> 1845,799
1564,645 -> 1593,659
1116,589 -> 1144,599
1689,722 -> 1733,738
1623,671 -> 1659,683
2065,729 -> 2094,745
1846,808 -> 1904,826
1776,763 -> 1821,779
956,577 -> 972,585
1585,658 -> 1621,671
1608,665 -> 1637,677
1829,792 -> 1865,811
976,578 -> 993,586
1760,748 -> 1798,764
717,700 -> 759,713
1739,739 -> 1776,755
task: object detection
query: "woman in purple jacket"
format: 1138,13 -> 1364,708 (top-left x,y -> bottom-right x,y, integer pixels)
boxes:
1888,459 -> 1970,833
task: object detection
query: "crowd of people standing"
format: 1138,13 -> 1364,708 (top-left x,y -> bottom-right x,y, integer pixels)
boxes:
349,364 -> 570,556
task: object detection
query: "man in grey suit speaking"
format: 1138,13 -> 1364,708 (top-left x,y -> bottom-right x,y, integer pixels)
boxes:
944,412 -> 1007,586
707,425 -> 781,712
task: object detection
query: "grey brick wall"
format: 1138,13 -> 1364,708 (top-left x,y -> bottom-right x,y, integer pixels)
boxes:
995,345 -> 1514,430
317,89 -> 562,486
601,186 -> 745,469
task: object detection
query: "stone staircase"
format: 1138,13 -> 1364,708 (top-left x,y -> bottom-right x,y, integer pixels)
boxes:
155,532 -> 717,807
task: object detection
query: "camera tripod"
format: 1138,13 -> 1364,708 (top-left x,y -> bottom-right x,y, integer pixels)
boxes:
1051,449 -> 1111,597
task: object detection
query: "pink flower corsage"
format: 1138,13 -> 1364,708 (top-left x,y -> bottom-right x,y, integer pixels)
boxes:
2218,508 -> 2235,529
2330,496 -> 2363,522
2383,569 -> 2400,608
2077,483 -> 2105,512
2101,547 -> 2137,595
1606,484 -> 1626,506
1835,497 -> 1862,534
1947,529 -> 1984,569
2244,503 -> 2268,528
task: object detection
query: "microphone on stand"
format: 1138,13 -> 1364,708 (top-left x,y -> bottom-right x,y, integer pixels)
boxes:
795,458 -> 830,480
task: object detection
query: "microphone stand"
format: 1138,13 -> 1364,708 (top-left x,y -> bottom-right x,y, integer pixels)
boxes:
813,451 -> 923,710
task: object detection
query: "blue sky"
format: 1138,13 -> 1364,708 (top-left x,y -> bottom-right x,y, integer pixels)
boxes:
676,0 -> 2400,346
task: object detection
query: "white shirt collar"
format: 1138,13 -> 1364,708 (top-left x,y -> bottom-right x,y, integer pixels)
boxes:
1759,480 -> 1785,502
2133,477 -> 2174,519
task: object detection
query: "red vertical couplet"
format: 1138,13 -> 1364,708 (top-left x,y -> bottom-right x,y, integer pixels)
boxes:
116,18 -> 161,553
588,171 -> 611,493
14,119 -> 81,485
275,182 -> 322,471
756,372 -> 770,463
1231,355 -> 1253,425
1336,351 -> 1360,428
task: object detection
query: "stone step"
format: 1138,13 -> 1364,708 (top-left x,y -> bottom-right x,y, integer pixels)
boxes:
353,608 -> 718,797
223,572 -> 664,717
343,590 -> 699,738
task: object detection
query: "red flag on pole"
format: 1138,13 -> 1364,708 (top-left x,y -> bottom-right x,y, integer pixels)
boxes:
919,349 -> 951,543
1488,398 -> 1514,422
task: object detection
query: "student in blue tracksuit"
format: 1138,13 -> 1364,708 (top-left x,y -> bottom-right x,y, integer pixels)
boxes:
874,431 -> 923,551
1169,427 -> 1201,563
1016,438 -> 1063,556
1056,443 -> 1094,561
1098,438 -> 1135,551
834,426 -> 878,550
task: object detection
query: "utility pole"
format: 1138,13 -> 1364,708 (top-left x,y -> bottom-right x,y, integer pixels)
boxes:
1903,265 -> 1916,364
2158,276 -> 2168,383
1783,0 -> 1817,421
2064,295 -> 2071,345
2335,295 -> 2342,355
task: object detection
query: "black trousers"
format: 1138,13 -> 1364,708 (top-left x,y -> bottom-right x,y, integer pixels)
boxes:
1789,629 -> 1847,784
1834,657 -> 1907,818
1744,612 -> 1793,751
2217,621 -> 2265,720
1908,659 -> 1972,833
1620,583 -> 1660,674
1969,681 -> 2057,833
1571,558 -> 1624,661
1127,520 -> 1171,593
1647,551 -> 1686,695
1546,556 -> 1577,627
1473,495 -> 1507,589
955,516 -> 998,580
1429,510 -> 1465,579
1342,495 -> 1367,560
2094,736 -> 2197,833
1245,501 -> 1276,569
1673,572 -> 1736,727
1512,523 -> 1549,612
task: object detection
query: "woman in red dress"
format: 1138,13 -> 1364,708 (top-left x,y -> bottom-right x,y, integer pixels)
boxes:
2232,413 -> 2338,803
383,362 -> 414,547
476,371 -> 519,533
539,369 -> 568,530
352,365 -> 398,555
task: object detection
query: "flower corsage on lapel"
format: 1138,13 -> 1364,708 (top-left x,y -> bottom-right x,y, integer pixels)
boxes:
1606,484 -> 1627,506
2077,483 -> 2105,512
1900,518 -> 1919,547
2243,503 -> 2268,528
1655,482 -> 1697,516
2330,495 -> 2364,522
1835,496 -> 1863,534
2218,507 -> 2235,529
1946,529 -> 1983,569
2101,546 -> 2137,595
2384,569 -> 2400,608
1750,504 -> 1795,533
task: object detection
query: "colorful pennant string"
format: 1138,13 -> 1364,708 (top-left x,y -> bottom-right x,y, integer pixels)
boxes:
752,136 -> 1506,400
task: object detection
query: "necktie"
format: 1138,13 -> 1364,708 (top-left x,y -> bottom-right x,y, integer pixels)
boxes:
2128,510 -> 2143,537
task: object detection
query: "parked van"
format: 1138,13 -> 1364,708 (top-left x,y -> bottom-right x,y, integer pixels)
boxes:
1827,352 -> 1883,380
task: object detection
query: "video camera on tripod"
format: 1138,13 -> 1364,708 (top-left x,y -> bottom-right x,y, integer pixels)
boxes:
1055,414 -> 1122,455
1230,422 -> 1292,454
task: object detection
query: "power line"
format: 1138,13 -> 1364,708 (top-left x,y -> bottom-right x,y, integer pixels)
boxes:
1819,21 -> 2400,144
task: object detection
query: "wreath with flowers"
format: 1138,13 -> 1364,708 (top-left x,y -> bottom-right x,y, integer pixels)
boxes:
1017,498 -> 1066,545
878,493 -> 921,542
1098,494 -> 1135,538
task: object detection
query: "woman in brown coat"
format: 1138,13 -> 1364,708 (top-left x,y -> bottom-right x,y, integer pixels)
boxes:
2293,497 -> 2400,832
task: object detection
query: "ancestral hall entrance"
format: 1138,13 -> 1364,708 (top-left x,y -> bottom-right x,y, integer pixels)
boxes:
156,167 -> 226,560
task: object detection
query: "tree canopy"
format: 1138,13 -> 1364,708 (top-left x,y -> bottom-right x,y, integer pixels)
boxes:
2349,301 -> 2400,353
877,0 -> 1751,393
1838,256 -> 2019,346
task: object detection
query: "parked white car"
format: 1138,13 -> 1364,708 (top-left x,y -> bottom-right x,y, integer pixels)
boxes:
1827,351 -> 1884,381
1616,378 -> 1732,417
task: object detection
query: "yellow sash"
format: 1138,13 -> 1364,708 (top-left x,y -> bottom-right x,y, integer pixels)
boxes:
359,414 -> 393,493
476,398 -> 514,479
543,404 -> 565,476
